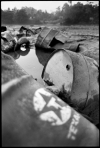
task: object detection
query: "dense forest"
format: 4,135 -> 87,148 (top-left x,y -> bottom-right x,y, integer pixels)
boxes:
1,1 -> 99,25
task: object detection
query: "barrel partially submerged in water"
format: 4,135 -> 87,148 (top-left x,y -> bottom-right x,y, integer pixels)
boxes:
1,30 -> 30,53
42,49 -> 99,125
1,26 -> 7,32
1,31 -> 16,53
14,37 -> 30,51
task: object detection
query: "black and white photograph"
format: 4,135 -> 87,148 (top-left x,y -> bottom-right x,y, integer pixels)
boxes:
1,1 -> 99,146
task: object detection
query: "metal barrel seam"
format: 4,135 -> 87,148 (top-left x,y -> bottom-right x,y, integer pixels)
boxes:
80,53 -> 90,109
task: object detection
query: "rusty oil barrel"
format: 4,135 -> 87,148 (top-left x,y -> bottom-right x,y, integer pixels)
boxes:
35,27 -> 88,54
35,27 -> 67,49
2,74 -> 99,146
42,49 -> 99,125
1,26 -> 7,32
1,31 -> 14,42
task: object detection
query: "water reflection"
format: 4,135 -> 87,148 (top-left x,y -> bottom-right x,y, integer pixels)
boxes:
35,47 -> 53,66
15,47 -> 45,85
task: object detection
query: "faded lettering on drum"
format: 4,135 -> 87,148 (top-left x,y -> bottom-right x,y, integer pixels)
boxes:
67,112 -> 80,140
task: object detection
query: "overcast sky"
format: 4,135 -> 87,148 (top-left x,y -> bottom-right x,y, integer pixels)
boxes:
1,1 -> 99,13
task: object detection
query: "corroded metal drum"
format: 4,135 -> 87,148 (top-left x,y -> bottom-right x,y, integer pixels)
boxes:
1,26 -> 7,32
42,49 -> 99,125
42,49 -> 74,98
35,27 -> 88,54
35,27 -> 67,49
1,31 -> 30,53
2,52 -> 99,146
2,75 -> 99,146
1,31 -> 14,42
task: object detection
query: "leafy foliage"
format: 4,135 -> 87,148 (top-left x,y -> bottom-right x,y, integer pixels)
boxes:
1,2 -> 99,25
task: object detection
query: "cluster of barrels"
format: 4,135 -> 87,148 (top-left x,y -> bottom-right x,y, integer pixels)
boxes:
2,25 -> 99,146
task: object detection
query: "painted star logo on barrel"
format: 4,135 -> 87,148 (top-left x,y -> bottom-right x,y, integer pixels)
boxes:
40,93 -> 63,120
33,88 -> 71,126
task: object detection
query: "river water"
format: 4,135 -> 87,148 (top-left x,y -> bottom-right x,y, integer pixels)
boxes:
16,47 -> 45,85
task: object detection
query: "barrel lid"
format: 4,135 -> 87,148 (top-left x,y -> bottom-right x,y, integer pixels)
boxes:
42,49 -> 89,110
42,48 -> 73,98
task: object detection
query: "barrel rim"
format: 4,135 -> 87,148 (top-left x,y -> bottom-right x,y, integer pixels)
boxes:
42,48 -> 70,78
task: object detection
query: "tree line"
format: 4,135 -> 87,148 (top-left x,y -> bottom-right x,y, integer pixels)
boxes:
1,2 -> 99,25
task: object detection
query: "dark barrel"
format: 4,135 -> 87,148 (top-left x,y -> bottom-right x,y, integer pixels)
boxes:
42,49 -> 99,125
2,74 -> 99,146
